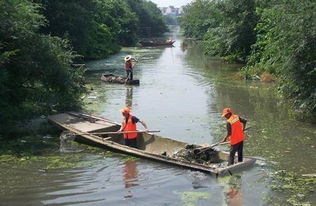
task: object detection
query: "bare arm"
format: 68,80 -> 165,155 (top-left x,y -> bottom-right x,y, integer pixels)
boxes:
242,122 -> 247,131
117,120 -> 124,132
239,117 -> 247,131
139,120 -> 148,131
118,124 -> 123,132
222,122 -> 231,142
222,134 -> 230,143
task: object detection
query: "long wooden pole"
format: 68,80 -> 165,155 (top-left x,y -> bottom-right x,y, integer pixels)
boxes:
195,141 -> 229,154
90,130 -> 160,135
195,127 -> 252,154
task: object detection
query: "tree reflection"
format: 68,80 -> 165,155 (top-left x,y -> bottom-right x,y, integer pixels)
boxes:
181,41 -> 188,52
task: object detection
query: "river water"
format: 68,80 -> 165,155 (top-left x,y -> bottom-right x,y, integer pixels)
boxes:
0,27 -> 315,205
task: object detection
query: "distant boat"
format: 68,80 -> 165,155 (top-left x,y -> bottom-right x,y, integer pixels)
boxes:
139,39 -> 175,47
101,73 -> 140,85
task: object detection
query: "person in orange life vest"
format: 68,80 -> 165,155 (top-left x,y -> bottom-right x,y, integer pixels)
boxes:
221,108 -> 247,166
118,107 -> 148,148
124,55 -> 137,80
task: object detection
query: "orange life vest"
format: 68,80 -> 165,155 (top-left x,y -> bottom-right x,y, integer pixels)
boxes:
125,61 -> 132,70
227,114 -> 244,145
122,115 -> 137,139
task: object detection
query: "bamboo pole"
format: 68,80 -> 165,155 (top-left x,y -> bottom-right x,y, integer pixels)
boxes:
91,130 -> 160,135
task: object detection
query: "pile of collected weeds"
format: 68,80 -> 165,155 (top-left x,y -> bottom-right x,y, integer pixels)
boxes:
172,144 -> 222,165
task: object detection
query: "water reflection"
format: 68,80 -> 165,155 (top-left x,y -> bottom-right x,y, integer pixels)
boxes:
125,86 -> 133,108
122,160 -> 139,188
224,175 -> 242,206
180,41 -> 188,52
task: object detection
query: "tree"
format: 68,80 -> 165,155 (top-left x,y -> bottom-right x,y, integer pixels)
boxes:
38,0 -> 165,59
203,0 -> 258,62
0,0 -> 85,126
125,0 -> 167,37
179,0 -> 219,39
245,0 -> 316,119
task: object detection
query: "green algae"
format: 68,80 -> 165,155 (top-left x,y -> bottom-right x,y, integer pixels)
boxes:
173,191 -> 210,206
0,153 -> 93,170
265,170 -> 316,206
122,156 -> 139,162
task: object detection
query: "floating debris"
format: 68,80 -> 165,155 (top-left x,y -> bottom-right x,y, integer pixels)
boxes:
172,144 -> 222,165
60,131 -> 76,142
87,96 -> 97,99
59,131 -> 82,153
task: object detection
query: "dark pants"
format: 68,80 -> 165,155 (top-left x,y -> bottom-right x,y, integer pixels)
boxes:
124,138 -> 137,148
228,141 -> 243,165
126,69 -> 133,80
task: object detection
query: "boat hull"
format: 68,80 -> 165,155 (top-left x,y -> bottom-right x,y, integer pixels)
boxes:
139,40 -> 175,47
101,73 -> 140,85
48,112 -> 256,176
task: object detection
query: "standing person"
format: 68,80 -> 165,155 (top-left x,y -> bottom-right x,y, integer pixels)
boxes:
221,108 -> 247,165
124,55 -> 137,80
118,107 -> 148,148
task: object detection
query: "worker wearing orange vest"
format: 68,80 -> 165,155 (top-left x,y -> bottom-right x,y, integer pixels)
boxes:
124,55 -> 137,80
118,107 -> 148,148
221,108 -> 247,165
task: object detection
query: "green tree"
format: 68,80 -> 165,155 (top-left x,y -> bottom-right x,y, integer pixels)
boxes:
203,0 -> 258,62
87,0 -> 138,59
244,0 -> 316,119
125,0 -> 167,37
164,15 -> 178,25
38,0 -> 164,59
179,0 -> 219,39
38,0 -> 95,58
0,0 -> 85,126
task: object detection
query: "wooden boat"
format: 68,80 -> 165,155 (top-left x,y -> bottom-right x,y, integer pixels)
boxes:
48,112 -> 256,176
101,73 -> 139,85
139,39 -> 175,47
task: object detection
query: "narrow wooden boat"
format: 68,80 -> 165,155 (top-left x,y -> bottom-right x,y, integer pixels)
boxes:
139,40 -> 175,47
48,112 -> 256,176
101,73 -> 140,85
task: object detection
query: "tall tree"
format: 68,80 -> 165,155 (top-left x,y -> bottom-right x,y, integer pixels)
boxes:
245,0 -> 316,119
179,0 -> 219,39
125,0 -> 167,37
203,0 -> 258,62
0,0 -> 85,125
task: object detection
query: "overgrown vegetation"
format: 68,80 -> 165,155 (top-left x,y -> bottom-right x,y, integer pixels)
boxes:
0,0 -> 167,135
266,170 -> 316,206
37,0 -> 167,59
125,0 -> 168,38
0,0 -> 86,132
179,0 -> 316,121
245,0 -> 316,120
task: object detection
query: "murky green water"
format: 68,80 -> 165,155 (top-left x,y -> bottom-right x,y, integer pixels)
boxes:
0,26 -> 315,205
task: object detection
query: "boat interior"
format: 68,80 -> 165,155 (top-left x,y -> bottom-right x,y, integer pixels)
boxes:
49,112 -> 231,165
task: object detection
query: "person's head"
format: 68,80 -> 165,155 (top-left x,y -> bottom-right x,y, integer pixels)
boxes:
120,107 -> 130,117
124,55 -> 132,62
221,108 -> 232,119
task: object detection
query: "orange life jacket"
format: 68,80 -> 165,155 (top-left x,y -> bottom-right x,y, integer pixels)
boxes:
122,115 -> 137,139
125,61 -> 132,70
227,114 -> 244,145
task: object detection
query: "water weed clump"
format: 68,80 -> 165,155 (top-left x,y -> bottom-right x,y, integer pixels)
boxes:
265,170 -> 315,206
